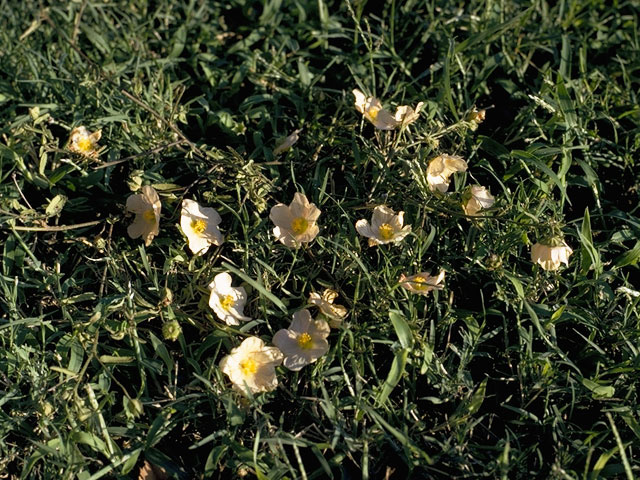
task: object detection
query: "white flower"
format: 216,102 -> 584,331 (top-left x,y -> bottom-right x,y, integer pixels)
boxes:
463,185 -> 495,216
68,126 -> 102,159
531,242 -> 573,271
353,89 -> 424,130
399,270 -> 445,296
394,102 -> 424,127
126,186 -> 161,246
355,205 -> 412,246
426,154 -> 468,193
353,89 -> 399,130
272,310 -> 330,371
219,337 -> 283,395
273,129 -> 301,155
308,289 -> 347,328
180,199 -> 224,255
208,272 -> 251,326
269,192 -> 321,247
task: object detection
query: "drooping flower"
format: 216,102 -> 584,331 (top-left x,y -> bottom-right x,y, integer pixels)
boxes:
219,336 -> 283,395
353,89 -> 399,130
394,102 -> 425,127
353,89 -> 424,130
272,309 -> 330,371
308,289 -> 347,328
180,199 -> 224,255
126,186 -> 161,246
208,272 -> 251,326
399,270 -> 445,296
68,126 -> 102,159
269,192 -> 321,247
273,129 -> 301,155
531,241 -> 573,271
426,154 -> 468,193
355,205 -> 412,246
462,185 -> 495,216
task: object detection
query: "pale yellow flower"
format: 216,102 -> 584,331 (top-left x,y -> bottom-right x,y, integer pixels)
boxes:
462,185 -> 495,216
68,126 -> 102,159
308,289 -> 347,328
426,154 -> 468,193
219,336 -> 283,395
272,309 -> 330,371
531,242 -> 573,271
355,205 -> 411,246
270,192 -> 321,247
273,129 -> 301,155
180,199 -> 223,255
399,270 -> 445,296
394,102 -> 424,127
353,89 -> 399,130
466,107 -> 486,124
126,186 -> 161,246
208,272 -> 251,326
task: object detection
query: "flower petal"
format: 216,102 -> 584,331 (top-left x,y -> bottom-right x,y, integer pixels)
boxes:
355,219 -> 374,238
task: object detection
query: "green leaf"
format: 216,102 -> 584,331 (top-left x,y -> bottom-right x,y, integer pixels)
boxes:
98,355 -> 136,364
556,74 -> 578,129
221,261 -> 287,313
389,309 -> 413,349
376,348 -> 408,406
120,449 -> 141,475
467,378 -> 488,415
45,194 -> 67,217
579,207 -> 602,275
582,378 -> 615,398
614,241 -> 640,268
169,25 -> 187,58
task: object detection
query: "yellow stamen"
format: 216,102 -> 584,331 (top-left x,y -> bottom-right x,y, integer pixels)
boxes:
378,223 -> 394,240
191,218 -> 207,234
291,217 -> 309,235
297,332 -> 313,350
76,137 -> 93,152
366,106 -> 380,122
411,277 -> 429,291
220,294 -> 234,311
240,358 -> 257,376
142,209 -> 156,223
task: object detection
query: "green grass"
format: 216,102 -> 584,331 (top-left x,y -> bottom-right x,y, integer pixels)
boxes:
1,0 -> 639,478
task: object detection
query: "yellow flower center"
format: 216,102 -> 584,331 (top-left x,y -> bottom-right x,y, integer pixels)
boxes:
191,218 -> 207,234
220,294 -> 234,311
76,137 -> 93,152
291,217 -> 309,235
297,332 -> 313,350
240,358 -> 257,376
411,277 -> 429,291
367,106 -> 380,121
378,223 -> 394,240
142,209 -> 156,223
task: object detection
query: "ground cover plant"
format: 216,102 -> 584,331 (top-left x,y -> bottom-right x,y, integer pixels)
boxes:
1,0 -> 639,478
